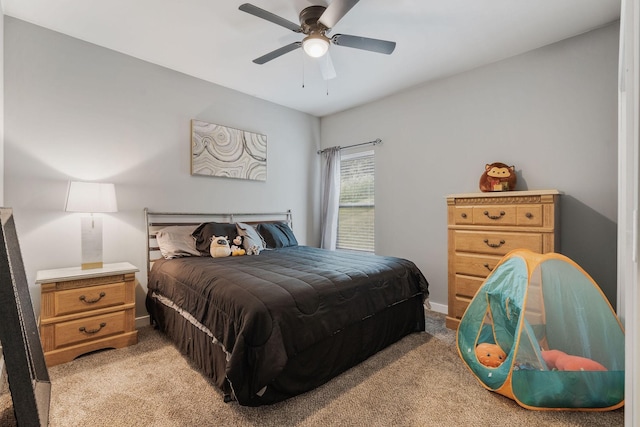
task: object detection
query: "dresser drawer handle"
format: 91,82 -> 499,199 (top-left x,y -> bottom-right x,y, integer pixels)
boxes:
79,292 -> 106,304
461,213 -> 467,219
525,212 -> 533,219
484,239 -> 505,248
79,322 -> 107,335
483,263 -> 494,272
484,210 -> 505,220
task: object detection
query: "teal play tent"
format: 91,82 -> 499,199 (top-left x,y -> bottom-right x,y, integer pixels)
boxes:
457,249 -> 624,411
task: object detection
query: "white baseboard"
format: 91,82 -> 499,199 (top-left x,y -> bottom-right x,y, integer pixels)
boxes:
427,301 -> 447,315
135,314 -> 151,329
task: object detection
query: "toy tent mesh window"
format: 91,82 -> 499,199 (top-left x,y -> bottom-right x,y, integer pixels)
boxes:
457,249 -> 624,411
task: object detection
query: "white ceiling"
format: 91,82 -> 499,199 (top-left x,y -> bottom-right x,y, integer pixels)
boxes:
3,0 -> 621,117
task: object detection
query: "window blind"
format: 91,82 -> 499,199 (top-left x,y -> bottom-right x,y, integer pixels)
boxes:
337,151 -> 374,252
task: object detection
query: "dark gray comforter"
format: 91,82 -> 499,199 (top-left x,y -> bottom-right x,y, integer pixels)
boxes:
147,245 -> 429,405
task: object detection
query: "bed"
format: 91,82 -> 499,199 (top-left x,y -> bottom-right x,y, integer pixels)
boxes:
144,209 -> 429,406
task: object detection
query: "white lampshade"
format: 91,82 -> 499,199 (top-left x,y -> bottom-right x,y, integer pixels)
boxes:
65,181 -> 118,269
302,34 -> 329,58
65,181 -> 118,213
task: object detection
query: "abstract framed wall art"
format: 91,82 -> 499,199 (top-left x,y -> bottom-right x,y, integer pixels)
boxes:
191,120 -> 267,181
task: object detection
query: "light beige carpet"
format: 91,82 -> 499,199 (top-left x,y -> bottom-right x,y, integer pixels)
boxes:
0,312 -> 624,426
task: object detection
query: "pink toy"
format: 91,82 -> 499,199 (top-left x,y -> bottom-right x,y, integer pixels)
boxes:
541,349 -> 607,371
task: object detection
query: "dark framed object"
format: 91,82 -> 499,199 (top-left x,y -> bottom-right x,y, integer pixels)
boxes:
0,208 -> 50,425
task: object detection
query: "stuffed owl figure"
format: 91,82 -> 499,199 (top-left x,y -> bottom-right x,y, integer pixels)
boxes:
210,236 -> 231,258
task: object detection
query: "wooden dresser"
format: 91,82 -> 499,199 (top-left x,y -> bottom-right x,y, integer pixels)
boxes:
37,262 -> 139,366
446,190 -> 560,329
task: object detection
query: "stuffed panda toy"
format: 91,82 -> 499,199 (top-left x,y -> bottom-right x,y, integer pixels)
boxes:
210,236 -> 231,258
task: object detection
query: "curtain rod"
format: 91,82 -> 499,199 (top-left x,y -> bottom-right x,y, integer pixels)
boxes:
317,138 -> 382,155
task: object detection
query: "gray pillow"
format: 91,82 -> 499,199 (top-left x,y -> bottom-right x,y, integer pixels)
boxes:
236,222 -> 265,255
156,225 -> 200,259
256,222 -> 298,248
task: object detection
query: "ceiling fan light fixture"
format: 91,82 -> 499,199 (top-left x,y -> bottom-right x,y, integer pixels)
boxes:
302,34 -> 330,58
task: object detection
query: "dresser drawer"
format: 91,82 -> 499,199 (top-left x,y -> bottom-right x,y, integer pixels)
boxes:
453,207 -> 474,225
454,230 -> 543,255
455,274 -> 485,300
455,253 -> 503,278
472,206 -> 517,226
53,282 -> 127,316
516,205 -> 543,226
453,205 -> 545,227
453,296 -> 472,319
53,310 -> 127,349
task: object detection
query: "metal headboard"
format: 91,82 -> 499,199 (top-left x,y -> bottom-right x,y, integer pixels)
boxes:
144,208 -> 292,278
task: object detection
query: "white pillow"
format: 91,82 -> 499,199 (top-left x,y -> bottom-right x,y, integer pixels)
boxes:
236,222 -> 265,255
156,225 -> 201,259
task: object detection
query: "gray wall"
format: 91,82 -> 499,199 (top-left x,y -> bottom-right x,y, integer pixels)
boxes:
320,22 -> 620,311
4,17 -> 321,318
3,16 -> 621,318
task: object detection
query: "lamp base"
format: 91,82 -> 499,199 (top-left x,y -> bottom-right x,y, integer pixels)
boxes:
80,216 -> 103,270
81,262 -> 103,270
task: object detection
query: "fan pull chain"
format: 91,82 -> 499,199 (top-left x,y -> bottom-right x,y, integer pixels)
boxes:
324,52 -> 329,96
301,51 -> 305,89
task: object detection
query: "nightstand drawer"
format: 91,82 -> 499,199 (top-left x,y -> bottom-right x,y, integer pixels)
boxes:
53,282 -> 127,316
453,230 -> 543,255
53,310 -> 127,349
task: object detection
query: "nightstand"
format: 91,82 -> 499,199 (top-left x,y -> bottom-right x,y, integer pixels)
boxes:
37,262 -> 139,366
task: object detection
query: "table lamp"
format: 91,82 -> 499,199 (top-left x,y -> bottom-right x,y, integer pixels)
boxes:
64,181 -> 118,269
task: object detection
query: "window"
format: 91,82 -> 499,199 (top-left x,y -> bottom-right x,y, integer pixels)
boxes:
337,150 -> 375,252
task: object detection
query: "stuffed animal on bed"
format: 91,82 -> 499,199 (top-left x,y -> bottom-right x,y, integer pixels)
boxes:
541,349 -> 607,371
210,236 -> 231,258
479,162 -> 517,192
230,236 -> 246,256
475,342 -> 507,368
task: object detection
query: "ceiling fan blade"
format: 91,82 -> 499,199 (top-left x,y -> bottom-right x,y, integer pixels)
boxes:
253,42 -> 302,64
239,3 -> 301,32
331,34 -> 396,54
318,0 -> 360,29
317,51 -> 337,80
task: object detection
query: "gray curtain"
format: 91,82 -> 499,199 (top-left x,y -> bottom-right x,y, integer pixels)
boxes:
320,147 -> 341,250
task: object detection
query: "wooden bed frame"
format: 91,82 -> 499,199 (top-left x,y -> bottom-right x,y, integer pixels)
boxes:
144,208 -> 292,278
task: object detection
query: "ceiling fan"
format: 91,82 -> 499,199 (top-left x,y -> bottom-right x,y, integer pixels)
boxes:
238,0 -> 396,66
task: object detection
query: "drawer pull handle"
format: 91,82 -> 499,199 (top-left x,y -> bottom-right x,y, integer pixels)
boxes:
525,212 -> 533,219
484,210 -> 505,220
484,239 -> 505,248
483,263 -> 494,272
79,322 -> 107,335
79,292 -> 106,304
461,213 -> 467,219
